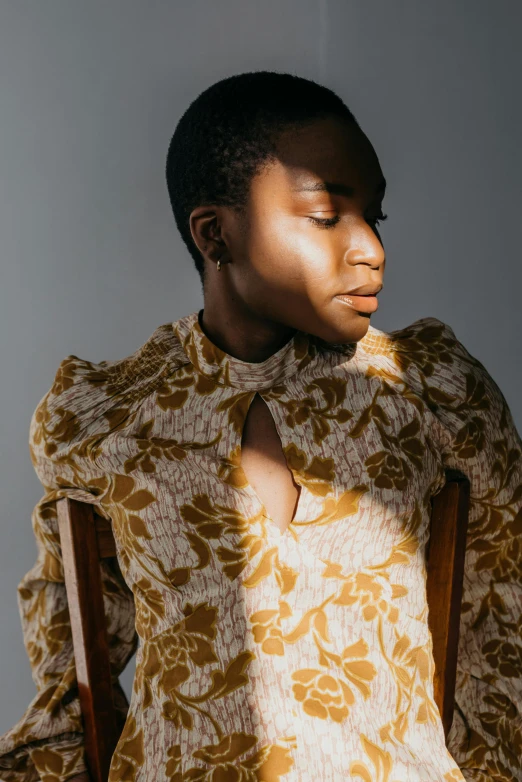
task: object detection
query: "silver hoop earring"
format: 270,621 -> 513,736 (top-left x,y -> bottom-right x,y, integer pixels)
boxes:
217,259 -> 221,271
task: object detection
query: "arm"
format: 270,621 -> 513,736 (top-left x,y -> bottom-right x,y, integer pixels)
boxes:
0,359 -> 138,782
411,320 -> 522,780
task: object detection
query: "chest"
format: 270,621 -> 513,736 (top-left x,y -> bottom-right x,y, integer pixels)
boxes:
101,373 -> 443,578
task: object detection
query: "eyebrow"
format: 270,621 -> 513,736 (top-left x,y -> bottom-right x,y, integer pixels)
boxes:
293,176 -> 387,198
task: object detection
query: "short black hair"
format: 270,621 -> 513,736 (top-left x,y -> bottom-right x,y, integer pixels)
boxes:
165,70 -> 358,287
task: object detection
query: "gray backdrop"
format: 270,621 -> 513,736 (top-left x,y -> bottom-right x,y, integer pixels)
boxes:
1,0 -> 520,734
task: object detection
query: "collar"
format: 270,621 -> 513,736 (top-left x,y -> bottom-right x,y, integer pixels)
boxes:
172,309 -> 391,391
173,309 -> 318,391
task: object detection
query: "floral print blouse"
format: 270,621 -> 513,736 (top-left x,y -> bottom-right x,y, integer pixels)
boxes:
0,309 -> 521,782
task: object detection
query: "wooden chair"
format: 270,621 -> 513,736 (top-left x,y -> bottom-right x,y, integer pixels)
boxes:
56,468 -> 470,782
425,468 -> 470,736
57,500 -> 122,782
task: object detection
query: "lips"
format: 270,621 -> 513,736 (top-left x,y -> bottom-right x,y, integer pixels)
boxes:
335,290 -> 380,313
340,284 -> 383,296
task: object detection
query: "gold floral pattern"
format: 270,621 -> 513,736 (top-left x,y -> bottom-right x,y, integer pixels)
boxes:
0,309 -> 520,781
164,731 -> 296,781
109,713 -> 144,782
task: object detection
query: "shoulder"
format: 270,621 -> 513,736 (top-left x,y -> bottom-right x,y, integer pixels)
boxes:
361,315 -> 456,362
360,316 -> 509,423
360,315 -> 481,378
29,321 -> 188,462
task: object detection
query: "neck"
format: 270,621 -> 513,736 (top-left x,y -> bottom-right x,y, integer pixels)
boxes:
200,296 -> 298,364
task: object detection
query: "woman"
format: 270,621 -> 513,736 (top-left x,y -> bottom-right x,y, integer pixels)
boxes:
1,71 -> 520,781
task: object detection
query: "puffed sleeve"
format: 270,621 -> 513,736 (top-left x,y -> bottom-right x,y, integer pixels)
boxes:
397,317 -> 522,781
0,356 -> 138,782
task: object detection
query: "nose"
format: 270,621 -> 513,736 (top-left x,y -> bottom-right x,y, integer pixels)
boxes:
347,221 -> 385,270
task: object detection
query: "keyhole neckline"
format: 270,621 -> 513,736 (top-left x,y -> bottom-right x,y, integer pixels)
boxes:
238,392 -> 305,539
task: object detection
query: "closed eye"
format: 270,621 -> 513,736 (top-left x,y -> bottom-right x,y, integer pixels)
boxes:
307,212 -> 388,230
306,215 -> 341,229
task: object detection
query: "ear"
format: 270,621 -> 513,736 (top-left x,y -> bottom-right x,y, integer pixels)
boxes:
190,205 -> 233,266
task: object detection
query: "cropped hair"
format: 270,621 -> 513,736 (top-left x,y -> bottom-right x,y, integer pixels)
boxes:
165,70 -> 358,286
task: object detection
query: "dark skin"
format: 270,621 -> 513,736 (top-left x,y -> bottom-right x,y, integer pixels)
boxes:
192,115 -> 387,536
66,118 -> 387,780
193,115 -> 386,361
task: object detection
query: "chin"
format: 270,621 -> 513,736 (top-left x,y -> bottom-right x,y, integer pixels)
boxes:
311,314 -> 371,345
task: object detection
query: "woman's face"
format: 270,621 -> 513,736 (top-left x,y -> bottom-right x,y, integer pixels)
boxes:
197,115 -> 387,346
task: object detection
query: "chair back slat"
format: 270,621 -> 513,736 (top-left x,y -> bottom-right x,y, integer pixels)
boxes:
94,512 -> 117,558
57,498 -> 120,782
426,469 -> 470,739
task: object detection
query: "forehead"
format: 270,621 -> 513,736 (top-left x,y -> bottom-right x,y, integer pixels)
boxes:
265,116 -> 384,197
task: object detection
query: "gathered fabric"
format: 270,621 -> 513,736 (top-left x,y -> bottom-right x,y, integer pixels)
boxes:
1,309 -> 521,782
